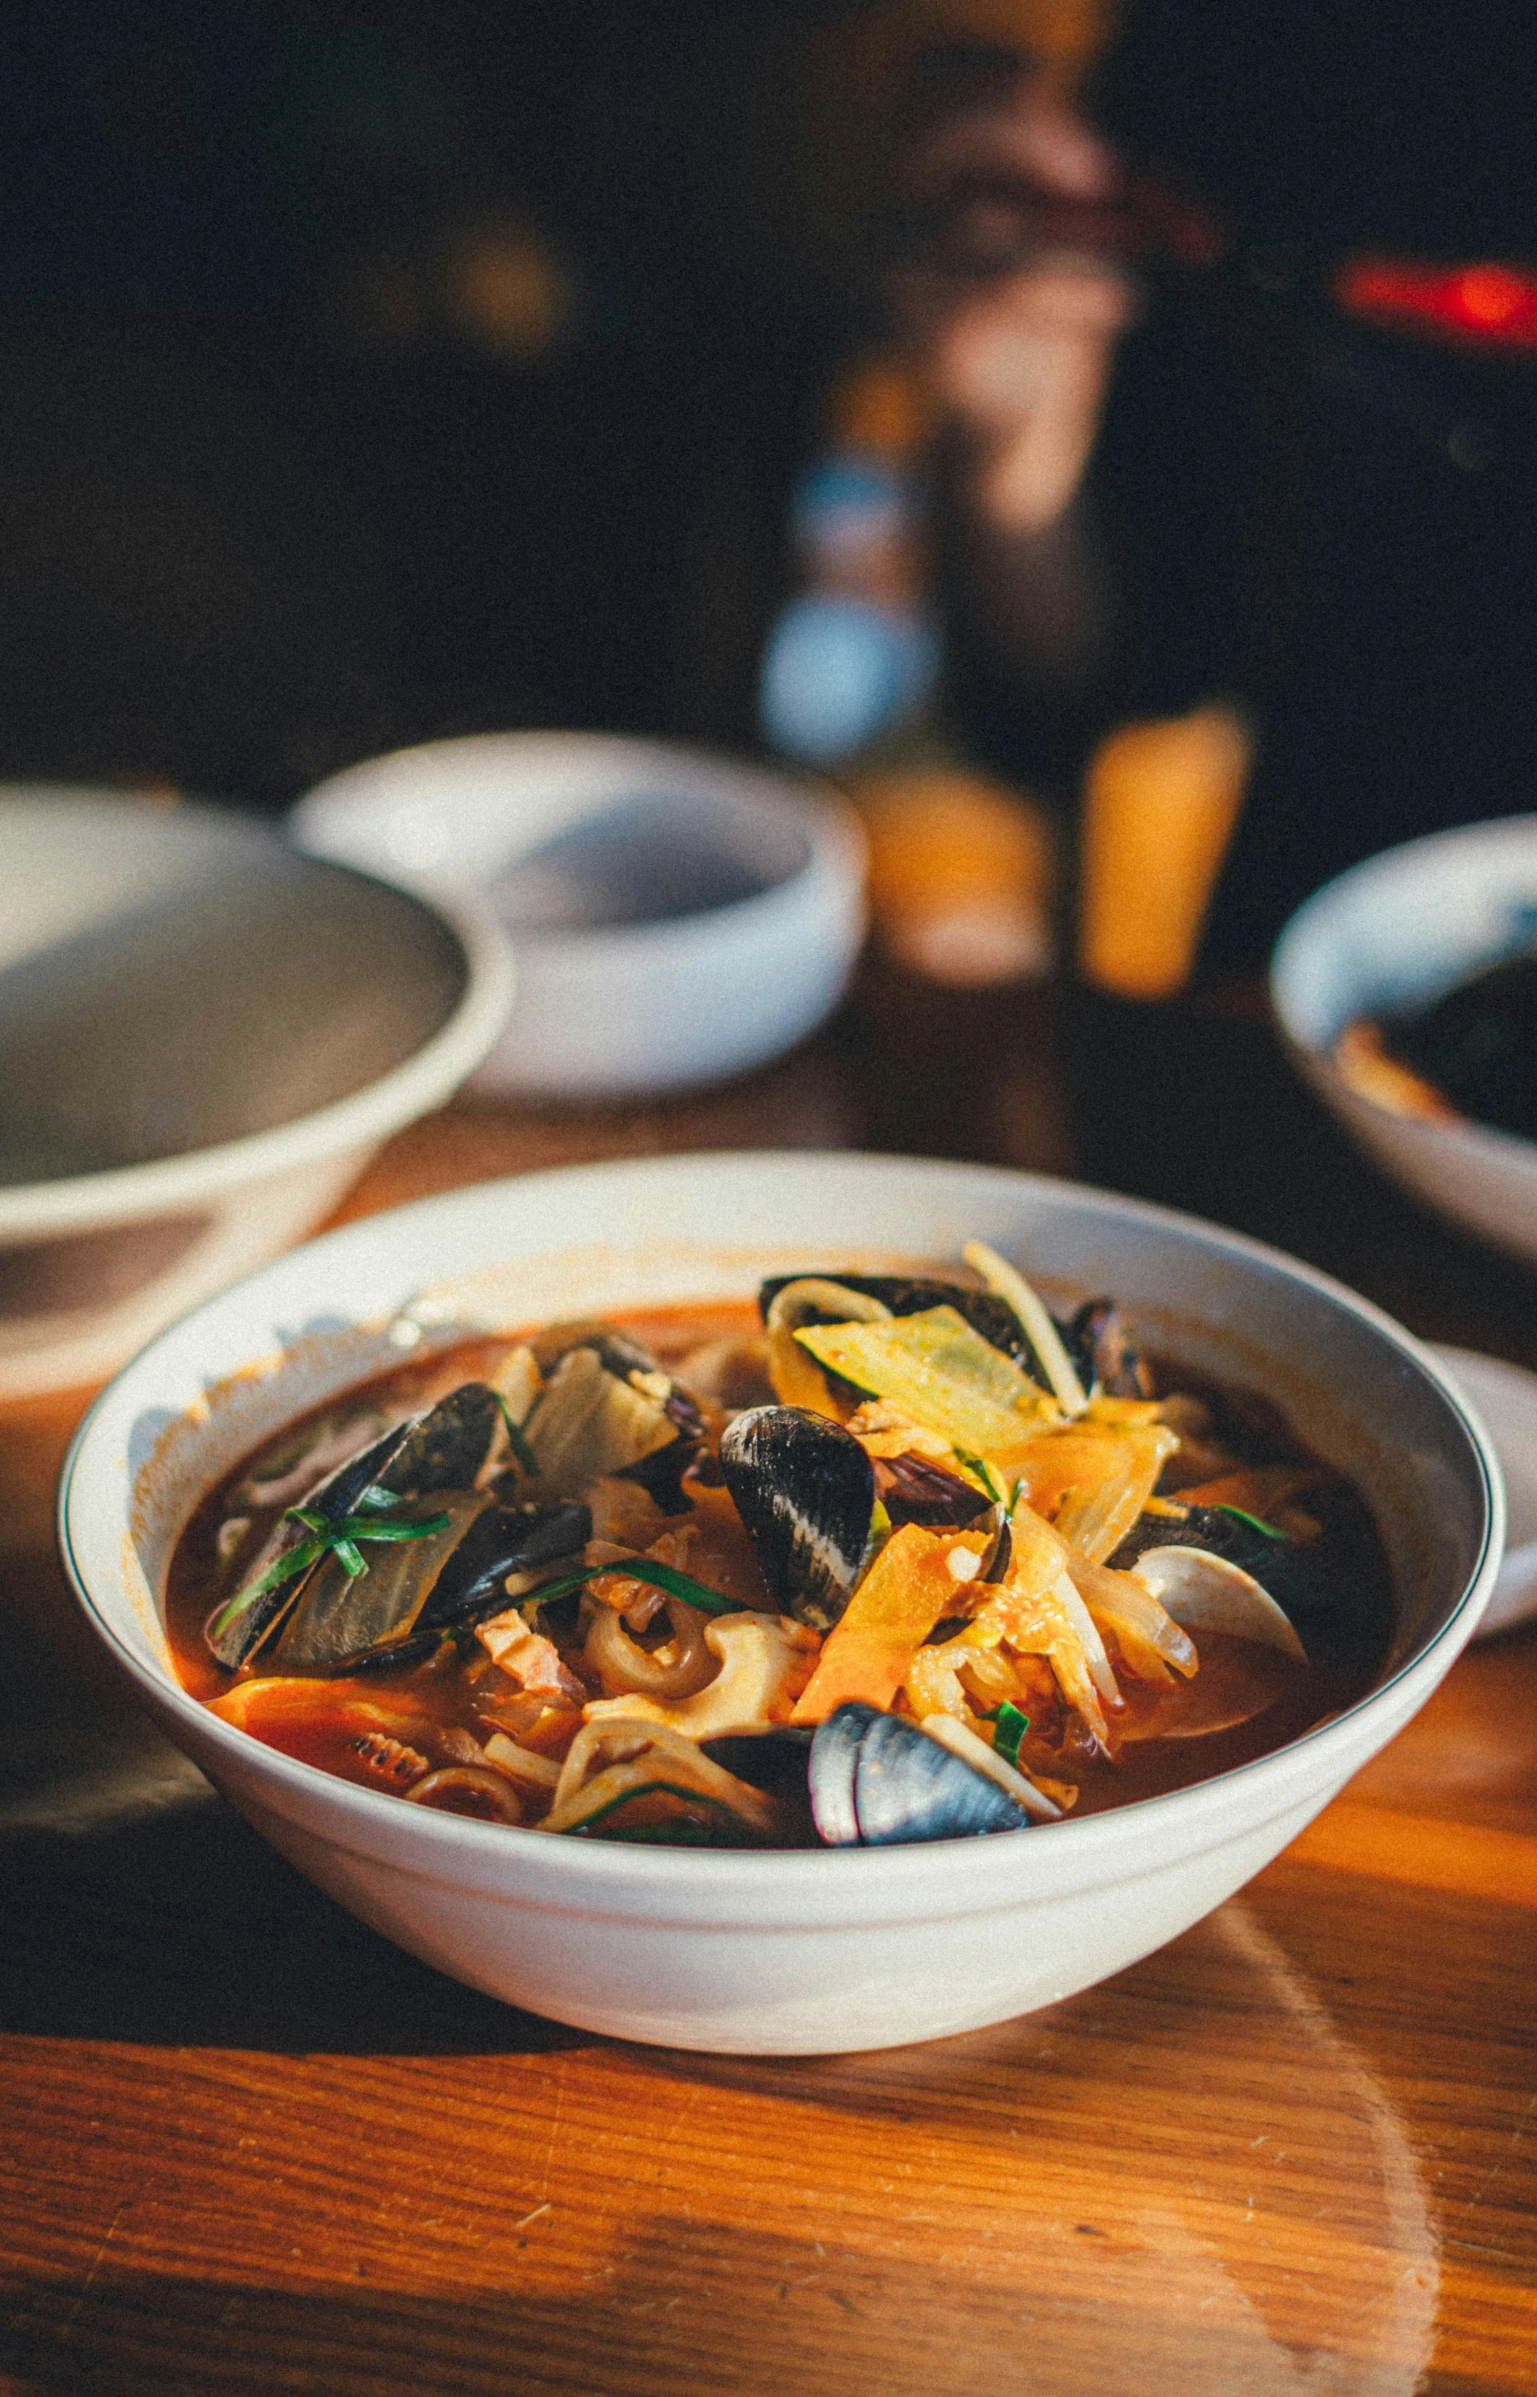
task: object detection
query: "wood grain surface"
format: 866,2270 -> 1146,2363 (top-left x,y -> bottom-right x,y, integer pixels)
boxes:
2,966 -> 1535,2396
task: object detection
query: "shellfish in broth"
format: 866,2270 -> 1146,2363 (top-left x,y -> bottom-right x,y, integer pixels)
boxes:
168,1245 -> 1392,1846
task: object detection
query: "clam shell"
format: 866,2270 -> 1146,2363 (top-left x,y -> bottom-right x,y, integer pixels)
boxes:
1130,1546 -> 1308,1663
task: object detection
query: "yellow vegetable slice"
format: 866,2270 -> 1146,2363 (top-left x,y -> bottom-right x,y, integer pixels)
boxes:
794,1307 -> 1055,1463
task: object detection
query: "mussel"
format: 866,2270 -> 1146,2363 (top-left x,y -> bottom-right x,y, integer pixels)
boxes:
206,1382 -> 509,1670
1064,1299 -> 1154,1402
871,1450 -> 995,1531
759,1272 -> 1040,1373
718,1404 -> 875,1631
270,1494 -> 592,1676
808,1702 -> 1035,1845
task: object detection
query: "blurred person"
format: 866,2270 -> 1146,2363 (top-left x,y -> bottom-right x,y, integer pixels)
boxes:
699,0 -> 1537,981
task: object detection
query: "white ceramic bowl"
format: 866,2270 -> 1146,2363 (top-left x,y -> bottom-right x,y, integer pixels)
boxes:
0,788 -> 512,1394
1271,816 -> 1537,1265
292,731 -> 867,1100
1430,1345 -> 1537,1638
59,1151 -> 1500,2054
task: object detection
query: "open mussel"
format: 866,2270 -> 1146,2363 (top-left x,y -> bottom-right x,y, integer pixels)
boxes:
206,1382 -> 508,1670
270,1493 -> 592,1675
759,1272 -> 1038,1372
760,1253 -> 1091,1420
808,1702 -> 1034,1845
1064,1300 -> 1153,1401
718,1405 -> 875,1631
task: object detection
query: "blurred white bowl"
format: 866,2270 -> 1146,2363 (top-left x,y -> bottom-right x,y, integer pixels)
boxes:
292,731 -> 867,1100
1431,1345 -> 1537,1638
60,1151 -> 1498,2054
1271,815 -> 1537,1265
0,788 -> 512,1395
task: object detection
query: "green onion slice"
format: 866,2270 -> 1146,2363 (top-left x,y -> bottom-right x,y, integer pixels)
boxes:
1214,1503 -> 1286,1541
206,1495 -> 451,1638
560,1784 -> 752,1838
953,1447 -> 1004,1503
527,1555 -> 741,1619
493,1391 -> 542,1477
986,1701 -> 1031,1768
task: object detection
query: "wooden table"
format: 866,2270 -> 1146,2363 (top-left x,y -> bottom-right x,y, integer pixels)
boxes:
3,965 -> 1535,2395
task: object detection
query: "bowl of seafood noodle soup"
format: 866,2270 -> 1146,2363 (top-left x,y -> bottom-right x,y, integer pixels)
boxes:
59,1152 -> 1501,2053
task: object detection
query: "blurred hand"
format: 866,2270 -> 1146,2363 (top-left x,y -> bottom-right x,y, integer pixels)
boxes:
886,47 -> 1137,531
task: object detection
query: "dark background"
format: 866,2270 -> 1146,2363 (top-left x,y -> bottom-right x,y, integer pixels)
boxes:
1,0 -> 1534,964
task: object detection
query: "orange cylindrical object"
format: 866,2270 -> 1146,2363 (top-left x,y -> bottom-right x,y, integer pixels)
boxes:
1077,704 -> 1252,1000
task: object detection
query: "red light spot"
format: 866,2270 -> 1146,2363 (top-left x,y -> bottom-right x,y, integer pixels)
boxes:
1335,254 -> 1537,348
1456,265 -> 1525,324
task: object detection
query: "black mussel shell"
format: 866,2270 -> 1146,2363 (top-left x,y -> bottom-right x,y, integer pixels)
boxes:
718,1405 -> 875,1631
381,1382 -> 506,1495
274,1496 -> 594,1676
415,1498 -> 592,1638
757,1271 -> 1083,1395
206,1381 -> 510,1670
809,1703 -> 1032,1846
701,1729 -> 813,1799
1065,1299 -> 1154,1400
758,1274 -> 1034,1367
871,1451 -> 994,1530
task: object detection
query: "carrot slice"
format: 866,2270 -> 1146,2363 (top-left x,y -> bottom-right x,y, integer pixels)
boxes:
790,1524 -> 990,1724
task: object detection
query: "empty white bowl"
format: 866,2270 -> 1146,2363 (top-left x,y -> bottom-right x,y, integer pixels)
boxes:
0,787 -> 512,1394
59,1151 -> 1500,2054
1271,816 -> 1537,1265
292,732 -> 867,1100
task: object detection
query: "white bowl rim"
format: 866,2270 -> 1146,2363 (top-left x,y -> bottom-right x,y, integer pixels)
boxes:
1271,813 -> 1537,1154
293,729 -> 868,964
0,851 -> 514,1242
57,1148 -> 1502,1897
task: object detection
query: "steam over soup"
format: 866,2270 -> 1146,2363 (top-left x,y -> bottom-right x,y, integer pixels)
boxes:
168,1244 -> 1392,1847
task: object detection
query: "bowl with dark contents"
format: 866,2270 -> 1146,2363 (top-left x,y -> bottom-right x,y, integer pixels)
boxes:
1271,815 -> 1537,1265
59,1151 -> 1500,2053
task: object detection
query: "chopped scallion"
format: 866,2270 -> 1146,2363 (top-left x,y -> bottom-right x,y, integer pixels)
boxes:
524,1555 -> 741,1618
991,1701 -> 1031,1768
1215,1503 -> 1286,1541
493,1391 -> 542,1477
953,1447 -> 1003,1503
206,1496 -> 451,1637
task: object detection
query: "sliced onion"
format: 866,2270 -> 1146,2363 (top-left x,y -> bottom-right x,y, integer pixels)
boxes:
1067,1553 -> 1199,1682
